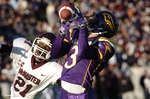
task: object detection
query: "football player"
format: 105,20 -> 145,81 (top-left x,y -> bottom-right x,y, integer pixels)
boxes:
57,2 -> 119,98
0,33 -> 63,99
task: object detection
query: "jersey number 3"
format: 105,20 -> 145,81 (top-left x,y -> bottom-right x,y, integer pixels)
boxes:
64,46 -> 78,69
14,76 -> 32,97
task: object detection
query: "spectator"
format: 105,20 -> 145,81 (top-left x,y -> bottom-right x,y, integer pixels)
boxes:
140,69 -> 149,99
144,75 -> 150,99
130,63 -> 145,99
95,66 -> 120,99
0,61 -> 15,99
116,70 -> 134,99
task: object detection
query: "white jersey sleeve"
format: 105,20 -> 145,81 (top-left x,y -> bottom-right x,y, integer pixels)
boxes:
42,61 -> 63,85
10,37 -> 31,71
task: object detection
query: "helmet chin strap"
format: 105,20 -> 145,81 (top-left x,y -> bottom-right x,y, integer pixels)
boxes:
45,52 -> 51,60
89,31 -> 107,38
34,57 -> 44,64
93,31 -> 107,35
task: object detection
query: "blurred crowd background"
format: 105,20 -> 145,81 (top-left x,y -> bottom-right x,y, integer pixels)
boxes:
0,0 -> 149,99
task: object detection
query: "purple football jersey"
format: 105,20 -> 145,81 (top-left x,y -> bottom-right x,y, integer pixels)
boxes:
60,36 -> 115,89
51,24 -> 115,95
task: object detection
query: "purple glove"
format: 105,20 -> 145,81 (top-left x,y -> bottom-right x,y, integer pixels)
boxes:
70,4 -> 83,20
60,21 -> 78,35
60,22 -> 70,35
70,5 -> 86,28
76,17 -> 86,29
59,21 -> 79,42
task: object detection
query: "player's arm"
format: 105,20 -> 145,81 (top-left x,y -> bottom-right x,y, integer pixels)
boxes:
85,40 -> 115,61
48,62 -> 63,85
51,34 -> 72,58
58,1 -> 84,44
51,22 -> 80,58
52,2 -> 87,59
0,42 -> 12,55
77,22 -> 88,58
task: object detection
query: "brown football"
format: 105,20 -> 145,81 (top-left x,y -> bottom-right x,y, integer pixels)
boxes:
59,8 -> 72,20
58,2 -> 75,21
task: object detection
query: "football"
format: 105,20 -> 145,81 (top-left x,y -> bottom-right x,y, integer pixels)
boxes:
58,2 -> 75,21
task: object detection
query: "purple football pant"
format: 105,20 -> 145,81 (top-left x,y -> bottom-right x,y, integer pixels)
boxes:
60,88 -> 89,99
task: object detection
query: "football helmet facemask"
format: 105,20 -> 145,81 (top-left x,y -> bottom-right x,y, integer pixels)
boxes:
87,10 -> 119,38
31,32 -> 56,60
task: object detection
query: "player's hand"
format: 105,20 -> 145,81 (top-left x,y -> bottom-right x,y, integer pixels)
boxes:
60,21 -> 78,35
60,17 -> 86,36
76,17 -> 86,29
60,22 -> 70,35
70,5 -> 87,29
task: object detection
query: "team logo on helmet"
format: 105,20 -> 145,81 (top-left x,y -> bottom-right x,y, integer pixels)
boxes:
103,13 -> 115,34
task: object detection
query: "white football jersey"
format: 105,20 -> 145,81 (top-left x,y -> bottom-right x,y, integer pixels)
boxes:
10,37 -> 63,99
10,37 -> 31,71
